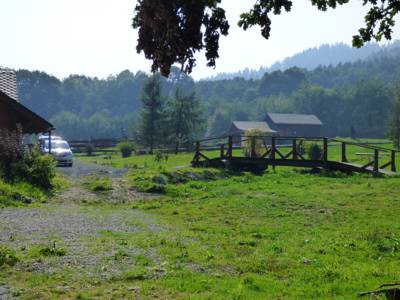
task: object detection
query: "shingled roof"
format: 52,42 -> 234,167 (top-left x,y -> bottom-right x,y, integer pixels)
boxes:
0,68 -> 19,101
267,113 -> 323,126
231,121 -> 276,133
0,69 -> 53,134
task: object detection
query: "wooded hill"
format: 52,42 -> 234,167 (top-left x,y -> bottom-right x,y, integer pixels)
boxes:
15,44 -> 400,140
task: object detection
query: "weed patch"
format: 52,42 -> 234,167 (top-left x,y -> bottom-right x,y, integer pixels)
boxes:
0,245 -> 18,266
83,176 -> 113,192
37,242 -> 66,257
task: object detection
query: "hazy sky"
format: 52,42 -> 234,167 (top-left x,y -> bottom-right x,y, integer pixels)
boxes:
1,0 -> 399,80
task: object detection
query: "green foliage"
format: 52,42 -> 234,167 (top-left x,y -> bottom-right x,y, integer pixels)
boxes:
306,142 -> 323,160
17,54 -> 400,141
154,151 -> 168,163
137,75 -> 166,153
0,179 -> 46,208
38,242 -> 66,257
167,89 -> 205,152
132,0 -> 229,76
83,176 -> 113,192
134,0 -> 399,75
388,91 -> 400,149
117,141 -> 136,158
2,147 -> 56,190
242,129 -> 266,158
0,245 -> 18,266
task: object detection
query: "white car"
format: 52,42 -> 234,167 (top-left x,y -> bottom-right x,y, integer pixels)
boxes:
43,139 -> 74,167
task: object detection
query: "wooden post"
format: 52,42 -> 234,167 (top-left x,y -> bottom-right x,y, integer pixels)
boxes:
251,136 -> 256,158
323,138 -> 328,162
341,142 -> 347,162
292,139 -> 297,160
48,131 -> 52,154
373,149 -> 379,173
391,150 -> 396,172
228,136 -> 233,159
271,136 -> 276,160
195,141 -> 200,163
220,144 -> 225,159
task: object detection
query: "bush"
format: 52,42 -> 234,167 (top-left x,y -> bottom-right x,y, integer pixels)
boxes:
1,146 -> 56,190
0,245 -> 18,266
38,242 -> 66,257
117,141 -> 135,158
306,143 -> 323,160
154,150 -> 168,162
83,176 -> 113,192
243,129 -> 266,158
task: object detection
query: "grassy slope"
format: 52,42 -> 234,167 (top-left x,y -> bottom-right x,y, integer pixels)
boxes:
0,180 -> 47,208
2,144 -> 399,299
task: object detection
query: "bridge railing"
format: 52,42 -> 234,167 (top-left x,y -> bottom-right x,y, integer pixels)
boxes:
192,135 -> 399,173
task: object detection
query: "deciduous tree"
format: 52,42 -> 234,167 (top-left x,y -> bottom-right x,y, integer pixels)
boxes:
133,0 -> 400,76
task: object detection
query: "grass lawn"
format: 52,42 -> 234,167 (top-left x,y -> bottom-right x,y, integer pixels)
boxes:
1,142 -> 400,299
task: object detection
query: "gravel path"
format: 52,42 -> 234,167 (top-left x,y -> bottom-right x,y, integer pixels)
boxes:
0,160 -> 162,297
57,159 -> 128,178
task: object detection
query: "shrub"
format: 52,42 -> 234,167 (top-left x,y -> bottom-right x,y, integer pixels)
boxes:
1,146 -> 56,190
243,129 -> 266,158
154,150 -> 168,162
38,242 -> 66,257
84,176 -> 113,192
117,141 -> 135,158
306,143 -> 323,160
0,245 -> 18,266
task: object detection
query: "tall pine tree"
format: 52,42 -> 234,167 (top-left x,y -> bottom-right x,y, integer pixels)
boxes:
168,89 -> 204,153
138,75 -> 165,153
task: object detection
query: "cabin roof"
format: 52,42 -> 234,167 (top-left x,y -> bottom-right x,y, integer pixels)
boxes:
232,121 -> 276,133
0,68 -> 19,101
0,69 -> 53,134
267,113 -> 323,125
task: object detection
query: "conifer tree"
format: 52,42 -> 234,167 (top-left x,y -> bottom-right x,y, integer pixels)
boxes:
138,75 -> 165,153
168,89 -> 204,153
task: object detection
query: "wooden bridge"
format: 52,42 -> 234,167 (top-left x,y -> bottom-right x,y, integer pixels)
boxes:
192,136 -> 399,176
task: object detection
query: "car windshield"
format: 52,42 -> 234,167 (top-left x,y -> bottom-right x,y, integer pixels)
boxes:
45,140 -> 70,150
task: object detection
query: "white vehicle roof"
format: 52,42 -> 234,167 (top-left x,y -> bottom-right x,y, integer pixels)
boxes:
44,139 -> 71,150
39,135 -> 63,140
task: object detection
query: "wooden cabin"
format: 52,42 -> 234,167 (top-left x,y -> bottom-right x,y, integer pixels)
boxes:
227,121 -> 276,146
0,69 -> 53,135
265,113 -> 322,137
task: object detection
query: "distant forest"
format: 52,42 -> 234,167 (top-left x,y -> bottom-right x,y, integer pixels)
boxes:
15,42 -> 400,140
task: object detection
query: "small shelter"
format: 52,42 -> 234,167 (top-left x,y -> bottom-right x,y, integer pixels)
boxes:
265,113 -> 322,137
227,121 -> 276,146
0,69 -> 53,138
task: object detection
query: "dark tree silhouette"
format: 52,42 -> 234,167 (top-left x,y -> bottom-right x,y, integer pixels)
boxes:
132,0 -> 229,77
133,0 -> 400,76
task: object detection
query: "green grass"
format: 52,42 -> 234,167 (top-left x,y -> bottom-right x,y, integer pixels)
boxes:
1,141 -> 400,299
0,173 -> 68,208
83,176 -> 113,192
0,179 -> 47,208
